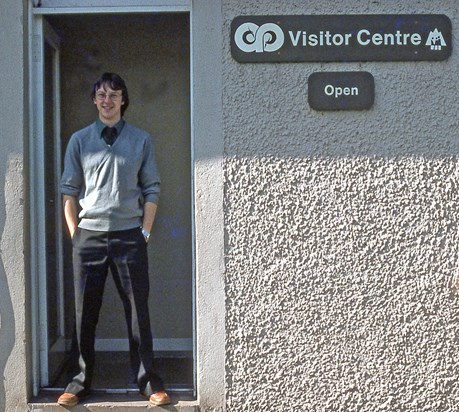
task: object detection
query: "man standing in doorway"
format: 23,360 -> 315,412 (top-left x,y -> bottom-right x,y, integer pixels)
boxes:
58,72 -> 170,407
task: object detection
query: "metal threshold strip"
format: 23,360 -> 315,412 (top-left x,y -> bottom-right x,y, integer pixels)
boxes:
39,384 -> 194,394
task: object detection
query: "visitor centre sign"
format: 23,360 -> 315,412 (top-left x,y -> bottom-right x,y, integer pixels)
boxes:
231,15 -> 452,62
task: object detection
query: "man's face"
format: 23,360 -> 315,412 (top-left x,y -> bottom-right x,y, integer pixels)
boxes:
93,84 -> 125,125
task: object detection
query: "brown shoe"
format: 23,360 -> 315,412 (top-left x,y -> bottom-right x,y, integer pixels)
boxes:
149,391 -> 171,406
57,392 -> 79,407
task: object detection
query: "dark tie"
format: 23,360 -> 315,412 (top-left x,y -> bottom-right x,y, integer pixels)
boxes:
102,126 -> 118,146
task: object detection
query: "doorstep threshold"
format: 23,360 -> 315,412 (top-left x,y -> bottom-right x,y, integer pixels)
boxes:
29,391 -> 198,411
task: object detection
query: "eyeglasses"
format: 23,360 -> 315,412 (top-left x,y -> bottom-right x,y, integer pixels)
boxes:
95,92 -> 122,101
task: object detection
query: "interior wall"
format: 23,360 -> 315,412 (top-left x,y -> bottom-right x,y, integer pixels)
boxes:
46,13 -> 192,343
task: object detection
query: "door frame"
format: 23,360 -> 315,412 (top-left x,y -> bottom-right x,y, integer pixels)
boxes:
29,13 -> 66,393
28,0 -> 195,397
31,15 -> 65,389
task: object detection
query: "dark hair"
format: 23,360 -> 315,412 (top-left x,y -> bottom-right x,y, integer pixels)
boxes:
91,72 -> 130,116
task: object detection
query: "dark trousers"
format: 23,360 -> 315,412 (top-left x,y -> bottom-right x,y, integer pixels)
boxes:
65,227 -> 164,396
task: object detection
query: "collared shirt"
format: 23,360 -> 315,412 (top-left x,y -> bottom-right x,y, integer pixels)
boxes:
96,118 -> 125,144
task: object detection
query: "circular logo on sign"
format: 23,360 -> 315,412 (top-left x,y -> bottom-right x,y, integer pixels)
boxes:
234,22 -> 285,53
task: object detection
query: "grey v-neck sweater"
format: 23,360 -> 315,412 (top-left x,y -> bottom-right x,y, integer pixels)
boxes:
61,121 -> 160,231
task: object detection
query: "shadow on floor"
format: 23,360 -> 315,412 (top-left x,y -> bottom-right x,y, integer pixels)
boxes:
51,351 -> 194,391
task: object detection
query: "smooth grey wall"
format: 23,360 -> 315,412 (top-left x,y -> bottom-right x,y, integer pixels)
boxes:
0,0 -> 29,411
192,0 -> 226,409
223,1 -> 459,411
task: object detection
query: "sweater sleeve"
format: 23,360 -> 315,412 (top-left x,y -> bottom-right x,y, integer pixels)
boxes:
139,135 -> 161,204
60,135 -> 84,197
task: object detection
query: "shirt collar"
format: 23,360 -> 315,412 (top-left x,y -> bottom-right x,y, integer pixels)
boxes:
96,118 -> 125,137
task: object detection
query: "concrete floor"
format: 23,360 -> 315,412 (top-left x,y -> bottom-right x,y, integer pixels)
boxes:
30,351 -> 196,410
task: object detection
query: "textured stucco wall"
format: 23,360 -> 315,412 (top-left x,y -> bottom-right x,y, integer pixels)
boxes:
223,1 -> 459,411
0,0 -> 29,411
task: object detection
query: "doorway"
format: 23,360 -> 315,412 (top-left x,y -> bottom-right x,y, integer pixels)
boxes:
31,11 -> 194,395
